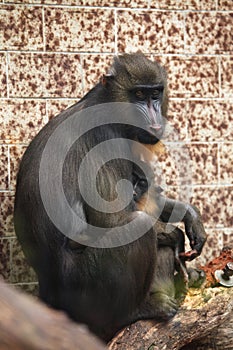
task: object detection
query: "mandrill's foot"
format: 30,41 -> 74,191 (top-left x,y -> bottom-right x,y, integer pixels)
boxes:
130,286 -> 179,324
150,291 -> 179,320
188,268 -> 206,288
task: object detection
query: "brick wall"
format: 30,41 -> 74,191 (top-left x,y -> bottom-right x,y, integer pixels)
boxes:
0,0 -> 232,293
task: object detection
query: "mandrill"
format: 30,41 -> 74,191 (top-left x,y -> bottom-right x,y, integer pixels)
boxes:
14,53 -> 206,341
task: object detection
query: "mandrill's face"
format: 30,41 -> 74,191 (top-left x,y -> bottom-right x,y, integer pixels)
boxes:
128,84 -> 165,144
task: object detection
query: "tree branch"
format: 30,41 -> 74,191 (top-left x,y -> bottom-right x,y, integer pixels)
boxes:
108,287 -> 233,350
0,279 -> 232,350
0,279 -> 106,350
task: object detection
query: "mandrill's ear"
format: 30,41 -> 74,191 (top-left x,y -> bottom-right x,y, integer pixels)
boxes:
100,74 -> 114,87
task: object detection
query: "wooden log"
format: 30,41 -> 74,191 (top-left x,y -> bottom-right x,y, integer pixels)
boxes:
181,313 -> 233,350
0,266 -> 232,350
0,279 -> 106,350
108,287 -> 233,350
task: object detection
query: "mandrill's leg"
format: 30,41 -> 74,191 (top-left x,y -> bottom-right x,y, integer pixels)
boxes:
156,221 -> 189,303
126,224 -> 186,324
128,246 -> 179,323
149,245 -> 179,320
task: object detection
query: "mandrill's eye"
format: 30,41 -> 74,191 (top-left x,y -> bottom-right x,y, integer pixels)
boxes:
151,90 -> 161,100
135,90 -> 146,101
138,179 -> 148,188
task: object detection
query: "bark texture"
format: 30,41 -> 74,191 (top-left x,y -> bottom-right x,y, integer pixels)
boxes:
0,280 -> 232,349
109,287 -> 233,350
0,279 -> 106,350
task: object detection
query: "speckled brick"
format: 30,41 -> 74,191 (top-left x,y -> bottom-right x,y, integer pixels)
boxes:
0,193 -> 14,237
45,8 -> 115,52
162,143 -> 218,186
0,5 -> 43,51
0,146 -> 8,190
117,11 -> 184,54
8,53 -> 46,97
46,54 -> 82,98
10,238 -> 37,283
162,186 -> 178,200
0,99 -> 47,144
192,186 -> 233,228
186,12 -> 233,54
46,99 -> 78,120
9,145 -> 27,190
155,143 -> 192,188
222,229 -> 233,247
153,147 -> 178,188
0,238 -> 11,281
150,0 -> 216,10
82,54 -> 114,93
14,283 -> 39,297
204,229 -> 224,262
188,144 -> 218,185
218,0 -> 233,10
156,56 -> 219,98
0,53 -> 7,97
219,143 -> 233,184
221,56 -> 233,98
8,53 -> 82,98
187,101 -> 233,142
167,100 -> 188,141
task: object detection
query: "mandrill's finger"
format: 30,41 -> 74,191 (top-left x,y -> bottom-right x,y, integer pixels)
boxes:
179,249 -> 199,261
184,224 -> 195,245
193,237 -> 207,255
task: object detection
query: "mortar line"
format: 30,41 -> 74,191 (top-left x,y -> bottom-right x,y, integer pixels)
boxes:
114,9 -> 118,55
7,145 -> 11,191
42,6 -> 46,52
5,52 -> 10,99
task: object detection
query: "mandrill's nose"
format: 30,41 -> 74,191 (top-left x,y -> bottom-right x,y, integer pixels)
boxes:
150,124 -> 162,131
149,124 -> 163,138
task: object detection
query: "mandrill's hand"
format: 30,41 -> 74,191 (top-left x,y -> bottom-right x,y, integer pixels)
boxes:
158,194 -> 207,261
180,204 -> 207,261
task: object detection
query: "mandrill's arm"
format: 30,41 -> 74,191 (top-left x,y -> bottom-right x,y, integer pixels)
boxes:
133,171 -> 207,261
134,141 -> 207,261
132,142 -> 207,261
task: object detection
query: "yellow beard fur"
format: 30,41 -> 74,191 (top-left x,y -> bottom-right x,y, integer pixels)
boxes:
132,141 -> 165,215
136,189 -> 159,217
132,140 -> 165,163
